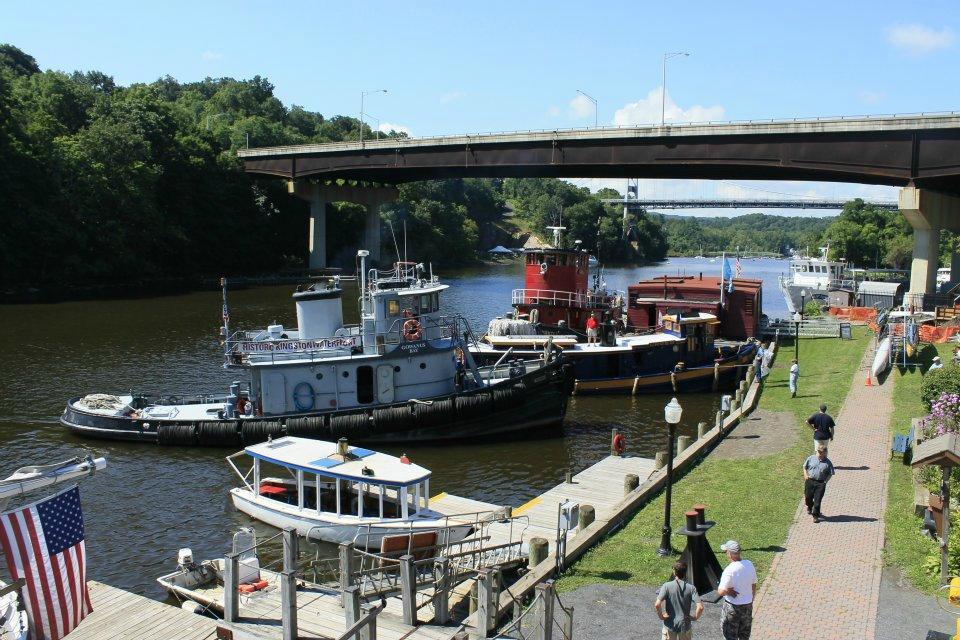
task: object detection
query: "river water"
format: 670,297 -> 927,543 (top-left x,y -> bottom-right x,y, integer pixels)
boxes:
0,257 -> 790,597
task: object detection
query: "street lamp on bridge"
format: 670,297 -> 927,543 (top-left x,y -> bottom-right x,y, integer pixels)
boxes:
360,89 -> 387,144
576,89 -> 598,128
661,52 -> 689,127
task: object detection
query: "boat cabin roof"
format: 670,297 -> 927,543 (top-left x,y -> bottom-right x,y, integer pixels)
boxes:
244,436 -> 431,486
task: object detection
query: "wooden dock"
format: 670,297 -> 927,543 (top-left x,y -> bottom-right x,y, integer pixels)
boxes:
431,454 -> 657,554
66,581 -> 217,639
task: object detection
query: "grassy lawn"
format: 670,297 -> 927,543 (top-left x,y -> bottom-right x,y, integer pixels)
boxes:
557,328 -> 871,592
884,341 -> 950,594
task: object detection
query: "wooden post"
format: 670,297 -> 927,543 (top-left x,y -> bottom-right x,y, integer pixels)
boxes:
654,451 -> 666,470
677,435 -> 692,454
670,371 -> 678,392
563,605 -> 574,640
224,553 -> 239,623
400,554 -> 416,626
712,362 -> 720,391
697,421 -> 707,439
344,584 -> 361,630
610,428 -> 621,456
536,582 -> 555,640
528,537 -> 549,568
578,504 -> 595,529
941,465 -> 953,585
632,376 -> 641,395
475,569 -> 494,639
434,557 -> 450,624
623,473 -> 639,495
716,411 -> 723,430
565,470 -> 573,484
340,542 -> 355,605
281,528 -> 298,640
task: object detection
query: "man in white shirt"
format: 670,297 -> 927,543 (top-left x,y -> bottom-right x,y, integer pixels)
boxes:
716,540 -> 757,640
788,359 -> 799,398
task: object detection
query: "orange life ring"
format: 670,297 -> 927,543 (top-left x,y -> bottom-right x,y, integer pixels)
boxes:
403,318 -> 423,341
612,433 -> 626,455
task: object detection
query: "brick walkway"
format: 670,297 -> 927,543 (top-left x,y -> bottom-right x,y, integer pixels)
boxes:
752,342 -> 891,639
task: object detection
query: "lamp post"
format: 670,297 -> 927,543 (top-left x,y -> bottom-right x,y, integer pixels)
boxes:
657,397 -> 683,557
576,89 -> 598,128
800,288 -> 807,316
360,89 -> 387,143
793,311 -> 802,361
363,112 -> 381,140
661,52 -> 689,127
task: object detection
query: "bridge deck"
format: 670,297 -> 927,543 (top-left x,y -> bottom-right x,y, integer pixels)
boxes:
431,454 -> 656,555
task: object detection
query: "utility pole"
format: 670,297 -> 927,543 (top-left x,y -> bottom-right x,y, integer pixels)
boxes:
661,52 -> 690,126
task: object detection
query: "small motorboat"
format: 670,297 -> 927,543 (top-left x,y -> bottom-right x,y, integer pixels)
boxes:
227,437 -> 475,548
0,579 -> 27,640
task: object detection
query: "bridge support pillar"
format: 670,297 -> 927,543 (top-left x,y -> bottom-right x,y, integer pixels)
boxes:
900,187 -> 960,296
289,180 -> 398,269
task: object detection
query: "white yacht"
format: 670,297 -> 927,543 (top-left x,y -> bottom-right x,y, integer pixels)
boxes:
777,247 -> 851,312
61,251 -> 572,446
227,436 -> 474,547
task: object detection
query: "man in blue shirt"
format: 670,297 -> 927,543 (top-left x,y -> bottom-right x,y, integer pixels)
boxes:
803,445 -> 835,523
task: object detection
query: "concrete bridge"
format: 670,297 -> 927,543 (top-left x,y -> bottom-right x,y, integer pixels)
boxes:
238,112 -> 960,296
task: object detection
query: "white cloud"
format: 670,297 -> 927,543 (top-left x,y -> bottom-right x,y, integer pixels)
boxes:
613,87 -> 725,126
886,24 -> 954,56
857,90 -> 884,105
569,94 -> 595,119
200,50 -> 223,62
379,122 -> 411,136
546,105 -> 561,118
440,91 -> 465,104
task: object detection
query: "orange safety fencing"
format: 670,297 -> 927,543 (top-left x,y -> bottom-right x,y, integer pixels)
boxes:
829,307 -> 878,323
920,325 -> 960,343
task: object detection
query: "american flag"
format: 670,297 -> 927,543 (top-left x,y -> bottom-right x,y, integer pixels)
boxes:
735,256 -> 743,278
0,486 -> 92,640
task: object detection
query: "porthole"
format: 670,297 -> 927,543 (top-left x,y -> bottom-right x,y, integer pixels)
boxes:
315,372 -> 324,380
419,362 -> 426,369
394,366 -> 401,372
342,370 -> 350,378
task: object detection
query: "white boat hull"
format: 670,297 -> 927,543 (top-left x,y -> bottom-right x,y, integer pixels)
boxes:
0,581 -> 28,640
230,489 -> 473,548
872,337 -> 891,378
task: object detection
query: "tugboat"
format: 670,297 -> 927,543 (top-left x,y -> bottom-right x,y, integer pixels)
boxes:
61,251 -> 573,446
471,237 -> 756,394
777,247 -> 853,313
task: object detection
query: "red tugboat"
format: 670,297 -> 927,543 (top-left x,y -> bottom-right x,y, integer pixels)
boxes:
471,232 -> 757,394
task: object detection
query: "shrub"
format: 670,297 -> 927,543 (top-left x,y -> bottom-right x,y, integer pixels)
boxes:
920,368 -> 960,409
802,301 -> 822,317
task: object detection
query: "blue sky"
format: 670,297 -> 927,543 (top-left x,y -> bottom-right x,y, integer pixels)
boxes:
5,0 -> 960,214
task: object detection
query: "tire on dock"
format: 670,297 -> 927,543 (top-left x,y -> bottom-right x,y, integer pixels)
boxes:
197,421 -> 242,448
158,423 -> 197,446
411,398 -> 454,428
286,415 -> 330,439
372,405 -> 415,434
330,413 -> 371,439
492,383 -> 526,411
242,420 -> 283,445
455,392 -> 493,418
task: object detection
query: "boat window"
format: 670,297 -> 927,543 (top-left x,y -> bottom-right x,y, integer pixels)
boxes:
431,292 -> 439,310
546,254 -> 557,266
420,294 -> 431,312
357,366 -> 374,404
387,300 -> 400,317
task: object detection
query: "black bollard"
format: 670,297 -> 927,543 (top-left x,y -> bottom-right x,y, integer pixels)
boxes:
676,505 -> 724,602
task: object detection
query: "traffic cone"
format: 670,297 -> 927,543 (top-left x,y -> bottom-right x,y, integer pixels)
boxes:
865,373 -> 873,387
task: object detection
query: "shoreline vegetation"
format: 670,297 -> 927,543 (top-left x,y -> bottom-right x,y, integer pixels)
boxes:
557,328 -> 869,592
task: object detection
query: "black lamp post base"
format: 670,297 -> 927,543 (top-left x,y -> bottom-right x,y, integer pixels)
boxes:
655,545 -> 675,557
656,526 -> 674,557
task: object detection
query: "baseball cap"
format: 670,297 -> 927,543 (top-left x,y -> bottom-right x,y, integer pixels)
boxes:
720,540 -> 741,553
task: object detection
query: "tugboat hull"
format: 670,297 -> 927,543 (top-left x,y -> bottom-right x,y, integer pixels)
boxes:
60,359 -> 573,446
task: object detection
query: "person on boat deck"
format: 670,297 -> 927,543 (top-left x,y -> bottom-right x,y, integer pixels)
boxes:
929,356 -> 944,372
585,312 -> 599,345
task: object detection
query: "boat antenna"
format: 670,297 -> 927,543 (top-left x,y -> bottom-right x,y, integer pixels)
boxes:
220,276 -> 231,362
403,221 -> 408,264
387,220 -> 402,263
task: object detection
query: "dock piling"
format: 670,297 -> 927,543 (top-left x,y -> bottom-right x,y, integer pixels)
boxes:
713,362 -> 720,391
697,421 -> 707,439
281,528 -> 298,640
339,542 -> 355,604
654,451 -> 666,470
579,504 -> 595,529
716,410 -> 723,429
400,554 -> 416,626
224,553 -> 239,623
624,473 -> 639,495
529,537 -> 549,568
565,470 -> 573,484
476,568 -> 494,638
677,435 -> 692,454
343,584 -> 361,631
434,557 -> 450,624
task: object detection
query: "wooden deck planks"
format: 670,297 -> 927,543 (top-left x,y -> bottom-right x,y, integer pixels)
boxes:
431,454 -> 656,555
66,581 -> 218,640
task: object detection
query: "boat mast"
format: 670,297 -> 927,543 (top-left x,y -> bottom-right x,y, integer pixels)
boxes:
221,276 -> 231,362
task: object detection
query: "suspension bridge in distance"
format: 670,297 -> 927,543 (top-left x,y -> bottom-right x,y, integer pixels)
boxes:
602,198 -> 899,210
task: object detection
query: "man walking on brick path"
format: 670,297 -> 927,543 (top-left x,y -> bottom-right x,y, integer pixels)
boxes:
654,561 -> 703,640
789,359 -> 799,398
717,540 -> 757,640
803,445 -> 835,523
806,403 -> 834,453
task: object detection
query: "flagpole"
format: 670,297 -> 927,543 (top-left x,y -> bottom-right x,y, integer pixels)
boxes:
720,252 -> 725,307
